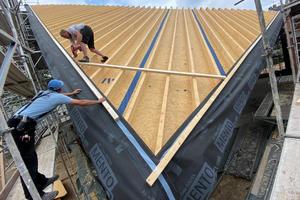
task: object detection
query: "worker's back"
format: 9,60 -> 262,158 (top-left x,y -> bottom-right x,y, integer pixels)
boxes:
15,90 -> 72,120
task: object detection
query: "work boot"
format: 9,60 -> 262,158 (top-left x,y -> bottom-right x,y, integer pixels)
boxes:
101,56 -> 108,63
43,174 -> 59,189
79,56 -> 89,62
42,191 -> 58,200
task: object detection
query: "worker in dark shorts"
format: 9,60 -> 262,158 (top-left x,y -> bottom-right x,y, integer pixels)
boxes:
60,24 -> 108,63
7,79 -> 106,200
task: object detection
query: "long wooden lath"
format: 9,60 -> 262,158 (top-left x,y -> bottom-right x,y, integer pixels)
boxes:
79,62 -> 226,79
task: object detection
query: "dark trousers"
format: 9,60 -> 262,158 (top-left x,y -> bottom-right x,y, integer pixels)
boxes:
7,117 -> 48,199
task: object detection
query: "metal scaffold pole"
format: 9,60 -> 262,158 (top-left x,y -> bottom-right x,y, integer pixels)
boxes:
0,101 -> 6,190
254,0 -> 285,137
280,0 -> 297,83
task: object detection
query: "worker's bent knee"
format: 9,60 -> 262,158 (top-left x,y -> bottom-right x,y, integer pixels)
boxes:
89,48 -> 96,52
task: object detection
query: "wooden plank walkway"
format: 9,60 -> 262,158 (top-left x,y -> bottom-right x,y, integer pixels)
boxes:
270,82 -> 300,200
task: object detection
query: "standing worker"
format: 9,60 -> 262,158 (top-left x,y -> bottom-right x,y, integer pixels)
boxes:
60,23 -> 109,63
7,79 -> 105,200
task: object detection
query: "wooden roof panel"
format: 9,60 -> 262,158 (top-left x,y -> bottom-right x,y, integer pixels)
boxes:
32,5 -> 277,153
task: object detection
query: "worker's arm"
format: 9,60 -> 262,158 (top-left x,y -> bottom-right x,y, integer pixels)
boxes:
63,89 -> 81,96
70,97 -> 105,106
74,31 -> 82,46
70,34 -> 76,45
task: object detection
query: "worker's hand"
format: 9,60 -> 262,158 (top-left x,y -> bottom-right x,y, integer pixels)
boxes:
74,44 -> 81,49
72,89 -> 81,95
98,97 -> 106,104
71,45 -> 78,58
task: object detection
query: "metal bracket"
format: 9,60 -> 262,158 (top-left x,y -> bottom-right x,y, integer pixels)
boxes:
284,134 -> 300,139
262,47 -> 274,57
0,145 -> 8,154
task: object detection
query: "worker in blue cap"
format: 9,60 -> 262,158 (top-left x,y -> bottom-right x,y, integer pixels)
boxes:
7,79 -> 105,200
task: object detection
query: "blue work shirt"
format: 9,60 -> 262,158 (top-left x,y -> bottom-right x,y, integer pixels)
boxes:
15,90 -> 73,120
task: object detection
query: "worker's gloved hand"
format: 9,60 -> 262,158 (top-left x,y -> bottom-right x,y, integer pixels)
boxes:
72,44 -> 82,51
98,97 -> 106,104
21,134 -> 31,143
72,89 -> 81,95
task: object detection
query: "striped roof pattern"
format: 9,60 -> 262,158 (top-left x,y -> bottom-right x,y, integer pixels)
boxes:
32,5 -> 276,153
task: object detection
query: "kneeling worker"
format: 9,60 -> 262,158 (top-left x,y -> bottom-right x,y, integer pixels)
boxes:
8,79 -> 105,200
60,24 -> 108,63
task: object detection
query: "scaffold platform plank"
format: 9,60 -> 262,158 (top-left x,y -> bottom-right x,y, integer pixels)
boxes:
270,81 -> 300,200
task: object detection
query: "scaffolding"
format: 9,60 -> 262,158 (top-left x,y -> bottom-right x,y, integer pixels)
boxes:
269,1 -> 300,199
0,0 -> 75,199
0,0 -> 41,197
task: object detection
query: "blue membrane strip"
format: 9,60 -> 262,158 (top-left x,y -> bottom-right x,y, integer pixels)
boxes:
191,9 -> 226,76
116,9 -> 175,199
118,9 -> 170,114
117,121 -> 175,200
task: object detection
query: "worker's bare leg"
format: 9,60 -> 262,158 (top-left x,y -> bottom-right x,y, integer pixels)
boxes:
80,42 -> 88,58
78,43 -> 89,62
89,48 -> 105,57
90,48 -> 108,63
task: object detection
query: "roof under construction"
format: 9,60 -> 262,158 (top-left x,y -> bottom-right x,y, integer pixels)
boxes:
32,5 -> 276,153
25,4 -> 283,199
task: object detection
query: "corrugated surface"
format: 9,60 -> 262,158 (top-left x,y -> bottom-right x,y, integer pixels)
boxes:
32,5 -> 276,153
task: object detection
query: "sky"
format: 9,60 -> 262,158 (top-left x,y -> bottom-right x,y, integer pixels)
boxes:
25,0 -> 281,10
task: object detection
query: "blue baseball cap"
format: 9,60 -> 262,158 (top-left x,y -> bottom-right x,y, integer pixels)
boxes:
48,79 -> 64,91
